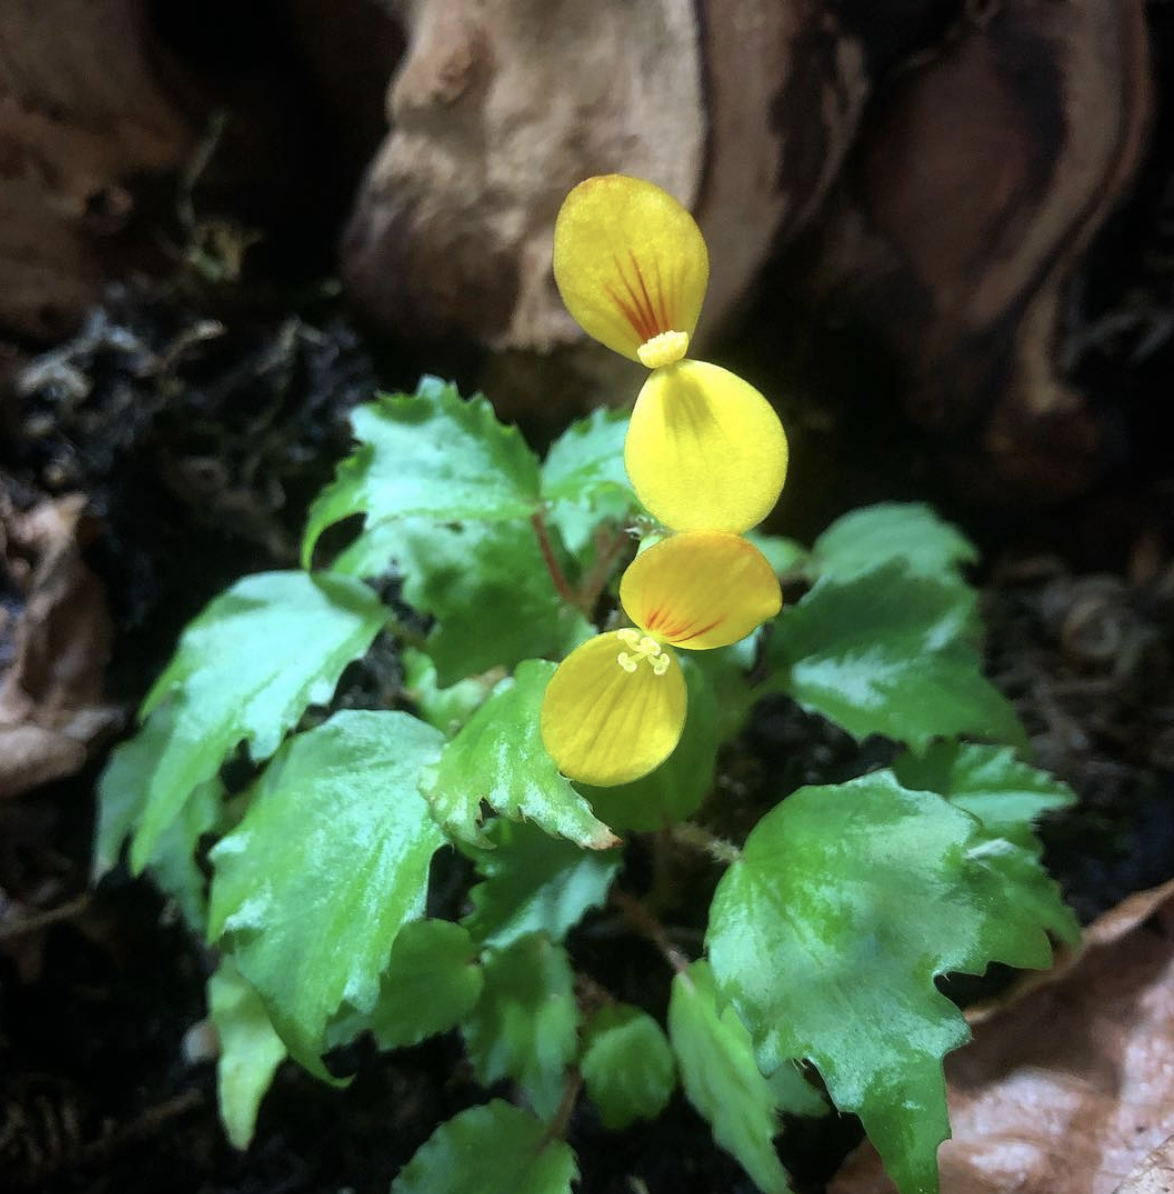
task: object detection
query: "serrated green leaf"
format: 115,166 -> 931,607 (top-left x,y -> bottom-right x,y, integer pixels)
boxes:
401,520 -> 591,688
769,565 -> 1024,752
668,960 -> 793,1194
810,503 -> 977,584
707,772 -> 1066,1194
401,648 -> 494,737
461,935 -> 579,1120
423,660 -> 618,851
207,711 -> 445,1075
462,819 -> 621,949
304,377 -> 541,567
127,571 -> 386,871
93,700 -> 175,880
540,407 -> 633,507
94,710 -> 223,933
578,660 -> 718,831
327,919 -> 484,1052
335,517 -> 590,687
896,743 -> 1079,945
150,777 -> 222,933
390,1100 -> 578,1194
581,1003 -> 676,1129
208,957 -> 287,1150
894,742 -> 1076,851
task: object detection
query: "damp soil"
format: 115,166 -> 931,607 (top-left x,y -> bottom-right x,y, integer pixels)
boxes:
2,127 -> 1174,1194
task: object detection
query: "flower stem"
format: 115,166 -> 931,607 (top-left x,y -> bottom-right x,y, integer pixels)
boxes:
530,509 -> 578,607
574,522 -> 634,615
539,1071 -> 583,1145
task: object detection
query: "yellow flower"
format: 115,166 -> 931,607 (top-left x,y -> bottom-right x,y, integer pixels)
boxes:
553,174 -> 788,534
540,531 -> 781,786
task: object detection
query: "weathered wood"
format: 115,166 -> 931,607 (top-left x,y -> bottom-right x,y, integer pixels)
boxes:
813,0 -> 1152,498
0,0 -> 196,340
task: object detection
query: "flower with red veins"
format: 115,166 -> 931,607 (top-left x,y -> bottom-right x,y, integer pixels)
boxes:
553,174 -> 788,534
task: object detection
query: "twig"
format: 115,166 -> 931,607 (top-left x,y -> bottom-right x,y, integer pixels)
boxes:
0,893 -> 90,940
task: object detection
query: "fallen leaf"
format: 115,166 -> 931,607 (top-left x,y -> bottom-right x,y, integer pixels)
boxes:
1,484 -> 121,799
1116,1135 -> 1174,1194
831,881 -> 1174,1194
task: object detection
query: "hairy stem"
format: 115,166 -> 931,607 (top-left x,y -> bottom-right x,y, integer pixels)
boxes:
668,821 -> 743,866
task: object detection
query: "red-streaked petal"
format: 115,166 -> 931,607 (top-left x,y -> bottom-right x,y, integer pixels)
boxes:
620,531 -> 782,650
553,175 -> 708,363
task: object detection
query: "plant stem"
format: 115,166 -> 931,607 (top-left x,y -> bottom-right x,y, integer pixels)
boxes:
540,1071 -> 583,1144
530,509 -> 578,607
667,821 -> 743,866
610,888 -> 691,976
574,522 -> 635,615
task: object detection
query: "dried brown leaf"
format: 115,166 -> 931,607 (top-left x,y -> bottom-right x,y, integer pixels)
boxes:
1117,1135 -> 1174,1194
831,882 -> 1174,1194
0,487 -> 120,800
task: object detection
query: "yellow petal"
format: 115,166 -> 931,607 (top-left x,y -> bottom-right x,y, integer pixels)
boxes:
540,631 -> 687,787
620,531 -> 782,650
553,175 -> 709,363
625,359 -> 788,533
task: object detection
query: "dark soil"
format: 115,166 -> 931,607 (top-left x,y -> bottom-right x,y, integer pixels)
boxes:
3,13 -> 1174,1188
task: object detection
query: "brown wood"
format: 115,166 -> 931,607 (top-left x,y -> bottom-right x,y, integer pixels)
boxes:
0,0 -> 196,341
814,0 -> 1152,498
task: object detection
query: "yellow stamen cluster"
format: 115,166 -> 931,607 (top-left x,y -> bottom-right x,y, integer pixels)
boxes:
616,629 -> 671,675
637,330 -> 690,370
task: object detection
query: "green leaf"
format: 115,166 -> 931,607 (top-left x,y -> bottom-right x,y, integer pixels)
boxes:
707,772 -> 1067,1194
150,777 -> 223,933
390,1100 -> 578,1194
579,660 -> 718,831
401,648 -> 493,737
304,377 -> 541,567
547,488 -> 634,569
581,1003 -> 676,1129
94,705 -> 222,932
691,634 -> 764,742
540,407 -> 633,507
404,520 -> 591,688
769,564 -> 1024,752
461,935 -> 579,1120
462,819 -> 621,949
668,960 -> 794,1194
810,503 -> 977,584
423,660 -> 618,851
896,743 -> 1079,945
208,957 -> 287,1150
745,530 -> 810,577
327,919 -> 484,1052
894,742 -> 1076,851
93,700 -> 176,880
128,571 -> 386,871
336,518 -> 590,688
207,711 -> 445,1075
